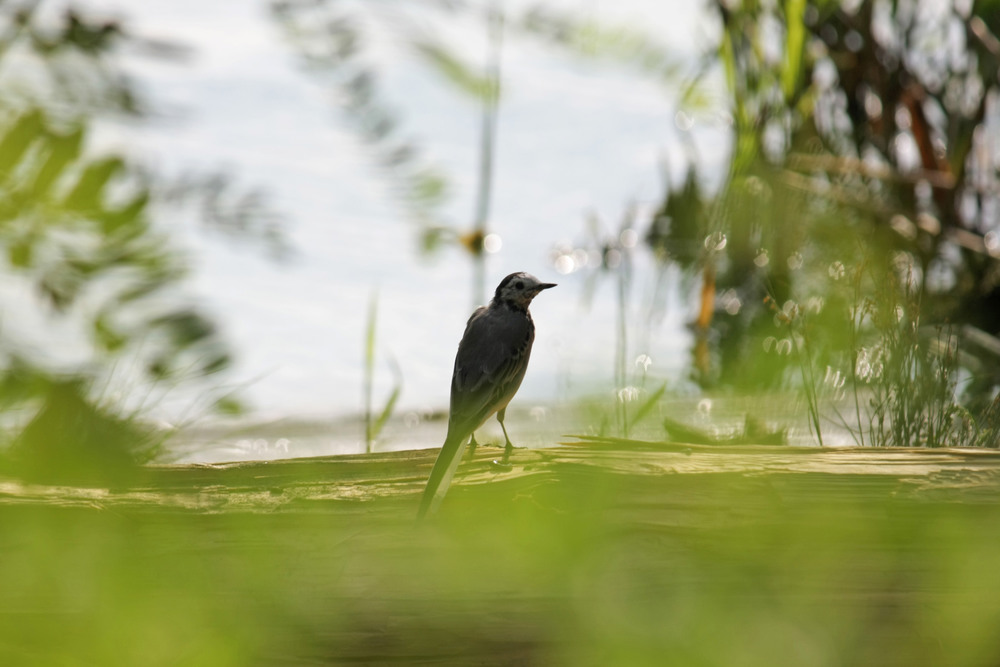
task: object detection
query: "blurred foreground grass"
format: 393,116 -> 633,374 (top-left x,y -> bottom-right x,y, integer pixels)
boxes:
3,441 -> 1000,666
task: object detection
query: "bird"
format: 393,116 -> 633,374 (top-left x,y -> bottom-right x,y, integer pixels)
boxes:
417,272 -> 556,519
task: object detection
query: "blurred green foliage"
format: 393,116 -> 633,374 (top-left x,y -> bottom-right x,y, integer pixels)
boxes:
644,0 -> 1000,445
0,5 -> 285,481
0,107 -> 227,378
3,450 -> 1000,665
271,0 -> 511,304
270,0 -> 457,242
274,0 -> 1000,446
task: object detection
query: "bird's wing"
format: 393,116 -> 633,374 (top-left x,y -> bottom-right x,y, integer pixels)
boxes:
447,306 -> 533,438
465,305 -> 487,328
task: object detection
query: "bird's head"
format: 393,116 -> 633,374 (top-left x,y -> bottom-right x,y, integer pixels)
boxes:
493,272 -> 557,309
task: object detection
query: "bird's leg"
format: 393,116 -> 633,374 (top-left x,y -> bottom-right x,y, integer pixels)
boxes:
465,432 -> 479,459
497,408 -> 513,464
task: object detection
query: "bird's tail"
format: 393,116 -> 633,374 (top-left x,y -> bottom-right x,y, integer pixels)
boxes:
416,431 -> 469,520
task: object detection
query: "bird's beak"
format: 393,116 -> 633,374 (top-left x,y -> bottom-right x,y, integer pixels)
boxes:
537,282 -> 557,291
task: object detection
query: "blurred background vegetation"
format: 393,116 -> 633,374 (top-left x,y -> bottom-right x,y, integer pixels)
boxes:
0,3 -> 283,482
649,0 -> 1000,448
273,0 -> 1000,448
2,0 -> 1000,485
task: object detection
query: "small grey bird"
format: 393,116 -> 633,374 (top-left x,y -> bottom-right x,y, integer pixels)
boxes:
417,272 -> 556,519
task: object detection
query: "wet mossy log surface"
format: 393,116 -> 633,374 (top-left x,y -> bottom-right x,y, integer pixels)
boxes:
2,438 -> 999,513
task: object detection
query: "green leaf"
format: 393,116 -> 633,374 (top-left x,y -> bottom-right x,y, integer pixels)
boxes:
213,395 -> 247,416
373,385 -> 401,442
100,190 -> 150,235
8,236 -> 34,268
148,356 -> 170,380
62,156 -> 125,212
412,40 -> 494,101
627,383 -> 667,431
0,110 -> 45,178
365,290 -> 377,378
372,357 -> 403,443
519,10 -> 681,83
781,0 -> 807,102
410,166 -> 448,206
364,289 -> 378,448
200,350 -> 232,375
152,310 -> 216,348
94,313 -> 127,352
116,279 -> 166,303
420,226 -> 449,255
30,126 -> 84,199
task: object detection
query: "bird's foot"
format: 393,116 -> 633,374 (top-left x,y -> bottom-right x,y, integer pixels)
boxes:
486,441 -> 515,470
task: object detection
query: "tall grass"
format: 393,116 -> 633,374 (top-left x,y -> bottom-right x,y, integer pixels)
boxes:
853,263 -> 967,448
363,290 -> 402,453
778,256 -> 987,448
765,293 -> 825,446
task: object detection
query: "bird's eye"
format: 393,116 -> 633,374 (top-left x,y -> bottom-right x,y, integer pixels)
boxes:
515,281 -> 524,290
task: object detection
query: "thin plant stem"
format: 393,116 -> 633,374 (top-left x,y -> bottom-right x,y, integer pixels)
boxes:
792,325 -> 825,447
850,260 -> 866,447
763,279 -> 824,446
364,290 -> 378,453
617,267 -> 628,436
471,3 -> 503,307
